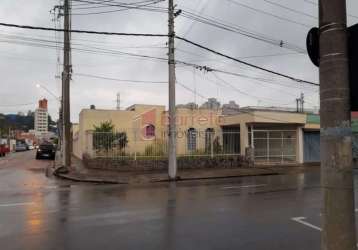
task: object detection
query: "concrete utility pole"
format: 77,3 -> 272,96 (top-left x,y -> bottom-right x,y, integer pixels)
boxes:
168,0 -> 177,180
319,1 -> 356,249
62,0 -> 71,168
300,93 -> 304,112
116,92 -> 121,110
296,93 -> 305,113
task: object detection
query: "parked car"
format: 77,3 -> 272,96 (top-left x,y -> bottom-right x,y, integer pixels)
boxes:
0,145 -> 9,157
36,143 -> 56,160
28,145 -> 35,150
15,143 -> 27,152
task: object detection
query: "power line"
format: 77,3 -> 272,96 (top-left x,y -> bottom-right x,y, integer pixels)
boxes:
0,30 -> 167,49
177,74 -> 316,123
225,0 -> 312,28
175,36 -> 319,86
0,102 -> 38,107
71,0 -> 167,15
303,0 -> 358,20
177,0 -> 206,46
0,38 -> 169,64
211,73 -> 294,105
74,72 -> 167,83
70,0 -> 308,53
72,0 -> 159,9
176,80 -> 208,100
0,22 -> 318,86
0,22 -> 168,37
0,32 -> 315,92
179,9 -> 306,53
262,0 -> 317,19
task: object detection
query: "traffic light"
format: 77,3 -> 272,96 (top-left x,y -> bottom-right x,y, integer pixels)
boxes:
307,24 -> 358,111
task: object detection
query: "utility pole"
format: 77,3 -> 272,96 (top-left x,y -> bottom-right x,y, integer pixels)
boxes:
296,93 -> 305,113
319,1 -> 356,249
116,92 -> 121,110
300,93 -> 304,113
62,0 -> 71,168
296,98 -> 300,113
168,0 -> 177,180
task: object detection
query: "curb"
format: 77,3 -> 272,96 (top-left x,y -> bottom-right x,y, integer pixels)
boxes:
152,172 -> 281,183
53,170 -> 282,185
54,172 -> 128,184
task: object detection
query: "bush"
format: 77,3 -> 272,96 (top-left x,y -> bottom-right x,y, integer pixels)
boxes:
92,121 -> 128,152
144,140 -> 167,157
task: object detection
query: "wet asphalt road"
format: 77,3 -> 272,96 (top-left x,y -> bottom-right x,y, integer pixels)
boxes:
0,151 -> 357,250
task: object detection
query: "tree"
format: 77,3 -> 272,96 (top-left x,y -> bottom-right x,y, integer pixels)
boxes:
92,121 -> 128,153
93,121 -> 114,133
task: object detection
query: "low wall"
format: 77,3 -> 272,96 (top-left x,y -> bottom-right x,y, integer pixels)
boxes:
83,154 -> 246,172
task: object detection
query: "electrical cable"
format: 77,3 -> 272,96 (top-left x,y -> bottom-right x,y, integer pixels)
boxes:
175,36 -> 318,86
226,0 -> 312,28
0,22 -> 318,86
74,72 -> 167,83
262,0 -> 317,20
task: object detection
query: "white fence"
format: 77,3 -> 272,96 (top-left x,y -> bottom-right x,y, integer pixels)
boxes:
84,129 -> 241,160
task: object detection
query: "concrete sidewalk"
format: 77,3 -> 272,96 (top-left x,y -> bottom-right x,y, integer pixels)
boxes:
53,155 -> 319,184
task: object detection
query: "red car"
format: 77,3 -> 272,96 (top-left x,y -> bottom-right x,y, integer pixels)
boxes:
0,144 -> 10,157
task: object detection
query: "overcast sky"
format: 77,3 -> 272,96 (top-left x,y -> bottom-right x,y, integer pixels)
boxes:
0,0 -> 357,122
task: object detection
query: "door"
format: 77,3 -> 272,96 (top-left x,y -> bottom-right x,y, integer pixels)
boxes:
304,131 -> 320,163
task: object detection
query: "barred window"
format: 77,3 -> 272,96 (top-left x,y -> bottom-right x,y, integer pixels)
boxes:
145,124 -> 155,138
187,128 -> 197,151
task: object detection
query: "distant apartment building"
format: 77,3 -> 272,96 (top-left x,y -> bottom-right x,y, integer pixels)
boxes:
200,98 -> 221,110
34,99 -> 48,133
222,101 -> 240,115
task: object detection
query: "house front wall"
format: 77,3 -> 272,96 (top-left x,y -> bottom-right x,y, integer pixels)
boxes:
74,107 -> 223,158
75,106 -> 166,159
74,107 -> 329,165
166,108 -> 222,155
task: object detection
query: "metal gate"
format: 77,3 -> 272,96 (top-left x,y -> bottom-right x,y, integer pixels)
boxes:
253,130 -> 297,163
304,131 -> 320,163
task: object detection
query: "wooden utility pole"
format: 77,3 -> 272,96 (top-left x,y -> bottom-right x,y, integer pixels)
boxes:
168,0 -> 177,180
319,1 -> 356,249
62,0 -> 71,168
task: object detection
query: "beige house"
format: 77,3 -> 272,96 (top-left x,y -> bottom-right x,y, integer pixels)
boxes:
73,105 -> 222,159
72,104 -> 321,164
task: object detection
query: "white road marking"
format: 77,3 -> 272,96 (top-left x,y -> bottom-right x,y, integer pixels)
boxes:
222,184 -> 267,189
0,202 -> 35,207
292,217 -> 358,247
291,217 -> 322,231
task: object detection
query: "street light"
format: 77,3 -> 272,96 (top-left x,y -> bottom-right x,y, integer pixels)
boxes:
36,83 -> 61,101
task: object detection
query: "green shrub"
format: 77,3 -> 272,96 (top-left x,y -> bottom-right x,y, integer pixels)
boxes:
144,140 -> 167,156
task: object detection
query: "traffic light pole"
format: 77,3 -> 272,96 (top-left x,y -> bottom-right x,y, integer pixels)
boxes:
319,1 -> 356,249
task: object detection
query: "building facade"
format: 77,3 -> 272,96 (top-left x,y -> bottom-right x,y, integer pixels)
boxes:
73,104 -> 222,159
34,99 -> 48,133
72,104 -> 358,165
